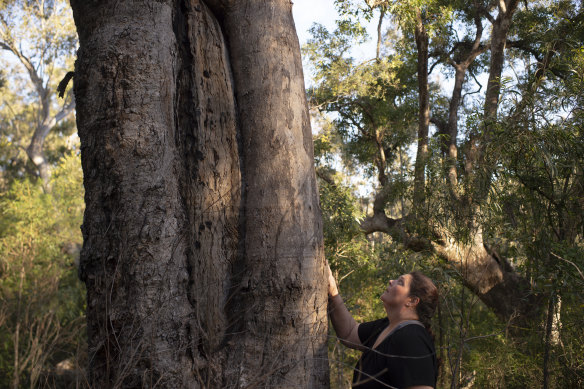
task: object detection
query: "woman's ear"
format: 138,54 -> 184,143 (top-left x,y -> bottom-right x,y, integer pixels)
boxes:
409,296 -> 420,307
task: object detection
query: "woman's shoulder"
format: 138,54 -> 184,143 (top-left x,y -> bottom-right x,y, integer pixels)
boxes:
394,322 -> 428,335
357,317 -> 389,345
359,317 -> 389,333
365,317 -> 389,326
389,323 -> 435,352
393,322 -> 432,339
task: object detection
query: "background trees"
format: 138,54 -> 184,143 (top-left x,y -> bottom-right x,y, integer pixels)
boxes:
0,0 -> 77,188
308,0 -> 584,387
0,154 -> 85,388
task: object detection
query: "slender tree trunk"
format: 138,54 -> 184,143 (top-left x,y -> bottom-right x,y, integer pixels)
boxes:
437,302 -> 446,388
413,8 -> 429,210
12,264 -> 25,389
26,101 -> 76,188
376,8 -> 385,60
468,0 -> 519,201
444,64 -> 466,199
542,291 -> 555,389
71,0 -> 328,387
0,39 -> 75,188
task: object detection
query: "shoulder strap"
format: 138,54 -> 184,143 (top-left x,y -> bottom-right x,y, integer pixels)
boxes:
387,319 -> 425,338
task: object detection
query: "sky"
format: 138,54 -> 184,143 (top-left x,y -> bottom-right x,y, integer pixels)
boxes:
291,0 -> 380,196
292,0 -> 338,46
292,0 -> 380,82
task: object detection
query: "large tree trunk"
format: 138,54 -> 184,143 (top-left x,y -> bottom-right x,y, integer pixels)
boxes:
71,0 -> 328,387
216,2 -> 329,387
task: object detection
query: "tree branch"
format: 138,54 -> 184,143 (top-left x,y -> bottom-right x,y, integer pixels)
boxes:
376,8 -> 385,60
0,39 -> 46,99
315,168 -> 336,186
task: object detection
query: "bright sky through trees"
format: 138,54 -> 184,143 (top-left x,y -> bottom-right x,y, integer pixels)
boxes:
292,0 -> 382,198
293,0 -> 379,82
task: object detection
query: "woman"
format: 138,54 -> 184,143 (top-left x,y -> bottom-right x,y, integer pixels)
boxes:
327,264 -> 438,389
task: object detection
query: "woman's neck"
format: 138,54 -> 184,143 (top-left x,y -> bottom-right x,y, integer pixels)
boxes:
385,307 -> 419,331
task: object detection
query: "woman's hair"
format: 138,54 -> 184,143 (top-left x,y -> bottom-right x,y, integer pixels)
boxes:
408,271 -> 439,337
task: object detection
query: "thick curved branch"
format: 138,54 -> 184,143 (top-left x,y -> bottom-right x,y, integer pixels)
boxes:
469,4 -> 484,56
360,211 -> 397,235
360,188 -> 540,329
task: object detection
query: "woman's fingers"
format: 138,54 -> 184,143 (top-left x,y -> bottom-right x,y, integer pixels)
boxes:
326,261 -> 339,296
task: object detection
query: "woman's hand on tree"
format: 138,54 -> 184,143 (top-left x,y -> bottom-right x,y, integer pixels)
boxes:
326,261 -> 339,297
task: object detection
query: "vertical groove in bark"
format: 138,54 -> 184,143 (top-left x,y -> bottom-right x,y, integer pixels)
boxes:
72,0 -> 240,386
220,1 -> 329,387
172,0 -> 241,384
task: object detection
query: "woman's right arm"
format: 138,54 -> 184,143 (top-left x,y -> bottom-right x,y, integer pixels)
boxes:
327,263 -> 364,350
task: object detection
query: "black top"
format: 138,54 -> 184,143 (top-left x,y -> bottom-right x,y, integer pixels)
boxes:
352,318 -> 437,389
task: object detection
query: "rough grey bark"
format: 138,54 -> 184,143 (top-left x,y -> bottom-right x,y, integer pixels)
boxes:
71,0 -> 328,387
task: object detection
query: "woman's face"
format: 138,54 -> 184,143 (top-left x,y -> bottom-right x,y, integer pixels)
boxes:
380,274 -> 413,307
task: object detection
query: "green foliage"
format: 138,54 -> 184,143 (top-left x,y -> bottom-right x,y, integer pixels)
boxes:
0,3 -> 83,387
320,180 -> 362,250
304,19 -> 418,180
0,152 -> 85,388
310,0 -> 584,388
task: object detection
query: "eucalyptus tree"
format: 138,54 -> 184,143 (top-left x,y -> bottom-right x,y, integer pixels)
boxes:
0,0 -> 77,187
70,0 -> 329,387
